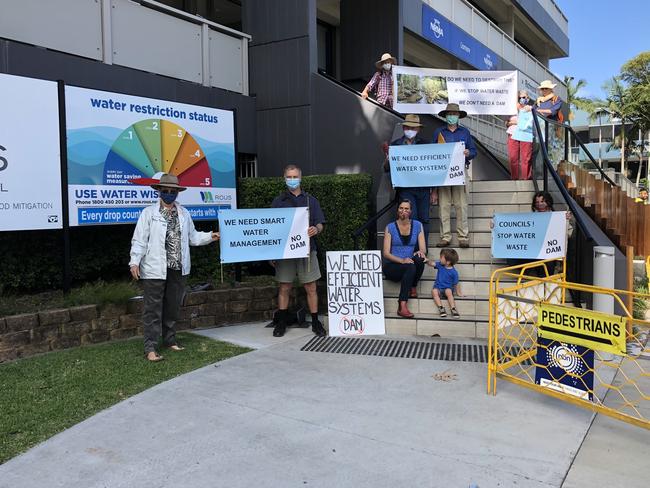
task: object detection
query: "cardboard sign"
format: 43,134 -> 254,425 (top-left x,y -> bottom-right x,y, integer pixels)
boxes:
388,143 -> 465,187
326,251 -> 385,337
492,212 -> 567,259
219,207 -> 309,263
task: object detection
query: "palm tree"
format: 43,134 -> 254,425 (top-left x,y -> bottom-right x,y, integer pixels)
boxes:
602,76 -> 631,175
564,76 -> 593,126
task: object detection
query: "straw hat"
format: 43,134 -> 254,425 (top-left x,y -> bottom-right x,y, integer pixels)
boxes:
438,103 -> 467,119
402,114 -> 424,128
537,80 -> 557,90
375,52 -> 397,68
151,173 -> 187,192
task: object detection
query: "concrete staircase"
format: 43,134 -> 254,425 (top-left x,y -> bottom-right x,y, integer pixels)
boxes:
380,180 -> 536,339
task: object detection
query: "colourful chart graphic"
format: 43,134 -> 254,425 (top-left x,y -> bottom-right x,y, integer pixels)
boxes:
103,118 -> 212,187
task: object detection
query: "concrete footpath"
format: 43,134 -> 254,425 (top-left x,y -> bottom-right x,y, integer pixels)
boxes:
1,323 -> 648,488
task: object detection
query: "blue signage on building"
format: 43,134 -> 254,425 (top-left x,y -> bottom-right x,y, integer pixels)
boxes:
421,4 -> 500,71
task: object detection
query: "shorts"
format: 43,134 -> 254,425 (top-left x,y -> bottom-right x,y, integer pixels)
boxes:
274,251 -> 321,284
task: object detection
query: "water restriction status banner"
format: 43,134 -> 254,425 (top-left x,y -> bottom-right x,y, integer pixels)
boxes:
65,86 -> 236,226
0,73 -> 62,231
326,251 -> 385,337
219,207 -> 309,264
491,212 -> 566,259
393,65 -> 517,115
389,143 -> 465,188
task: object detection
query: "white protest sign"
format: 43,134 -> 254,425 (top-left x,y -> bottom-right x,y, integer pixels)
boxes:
0,73 -> 62,231
389,143 -> 465,187
491,211 -> 567,259
326,251 -> 385,337
393,66 -> 517,115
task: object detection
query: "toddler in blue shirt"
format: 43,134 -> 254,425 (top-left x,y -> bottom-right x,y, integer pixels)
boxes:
427,248 -> 463,318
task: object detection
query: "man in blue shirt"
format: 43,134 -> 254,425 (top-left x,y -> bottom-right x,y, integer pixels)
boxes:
431,103 -> 477,248
384,114 -> 431,248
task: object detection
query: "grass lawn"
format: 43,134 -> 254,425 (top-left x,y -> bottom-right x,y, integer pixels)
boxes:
0,332 -> 251,464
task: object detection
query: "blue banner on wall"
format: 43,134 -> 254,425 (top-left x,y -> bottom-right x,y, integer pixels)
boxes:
421,4 -> 500,71
219,207 -> 310,264
535,337 -> 594,401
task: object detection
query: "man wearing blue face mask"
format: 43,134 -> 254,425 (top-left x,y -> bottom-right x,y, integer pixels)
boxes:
270,164 -> 326,338
129,173 -> 219,362
431,103 -> 477,248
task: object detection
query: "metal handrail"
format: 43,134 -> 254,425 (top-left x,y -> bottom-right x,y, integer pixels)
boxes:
352,196 -> 398,250
531,111 -> 594,242
534,112 -> 617,187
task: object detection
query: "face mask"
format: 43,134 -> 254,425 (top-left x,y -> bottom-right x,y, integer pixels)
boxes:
404,129 -> 418,139
519,97 -> 528,105
382,63 -> 392,71
286,178 -> 301,190
446,115 -> 459,125
160,190 -> 178,205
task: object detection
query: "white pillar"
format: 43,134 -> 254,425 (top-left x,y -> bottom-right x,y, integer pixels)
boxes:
593,246 -> 615,314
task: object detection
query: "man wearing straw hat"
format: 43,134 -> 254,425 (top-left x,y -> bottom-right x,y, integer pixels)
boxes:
534,80 -> 563,121
270,164 -> 327,338
384,114 -> 432,247
129,173 -> 220,362
361,53 -> 397,108
432,103 -> 477,248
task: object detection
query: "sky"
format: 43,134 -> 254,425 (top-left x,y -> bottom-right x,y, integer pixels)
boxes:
549,0 -> 648,99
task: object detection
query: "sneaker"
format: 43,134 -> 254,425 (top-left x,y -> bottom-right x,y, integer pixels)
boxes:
436,239 -> 451,248
438,306 -> 447,317
273,323 -> 286,337
451,307 -> 460,318
311,319 -> 327,337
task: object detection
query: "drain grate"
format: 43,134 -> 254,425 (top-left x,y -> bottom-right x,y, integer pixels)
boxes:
301,336 -> 489,363
301,336 -> 534,365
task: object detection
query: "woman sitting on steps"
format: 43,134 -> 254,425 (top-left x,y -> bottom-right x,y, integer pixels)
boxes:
382,199 -> 427,318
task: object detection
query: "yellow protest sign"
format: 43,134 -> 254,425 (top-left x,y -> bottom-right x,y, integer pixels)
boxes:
536,303 -> 627,355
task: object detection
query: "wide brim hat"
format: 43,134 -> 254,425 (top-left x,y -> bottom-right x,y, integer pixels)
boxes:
375,52 -> 397,68
151,173 -> 187,192
438,103 -> 467,119
402,114 -> 424,128
538,79 -> 557,90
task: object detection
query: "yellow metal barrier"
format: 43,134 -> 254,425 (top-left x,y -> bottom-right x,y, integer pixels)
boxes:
488,258 -> 650,430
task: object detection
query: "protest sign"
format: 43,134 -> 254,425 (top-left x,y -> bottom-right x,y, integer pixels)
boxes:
491,212 -> 567,259
0,73 -> 62,231
326,251 -> 385,337
535,337 -> 594,401
388,143 -> 465,188
393,65 -> 517,115
65,86 -> 236,226
219,207 -> 309,263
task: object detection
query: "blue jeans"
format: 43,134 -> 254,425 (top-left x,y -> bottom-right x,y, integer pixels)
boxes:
398,188 -> 430,249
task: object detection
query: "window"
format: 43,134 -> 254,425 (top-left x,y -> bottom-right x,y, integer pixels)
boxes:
317,21 -> 336,76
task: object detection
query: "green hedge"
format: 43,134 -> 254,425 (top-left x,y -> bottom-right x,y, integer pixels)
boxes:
0,174 -> 372,293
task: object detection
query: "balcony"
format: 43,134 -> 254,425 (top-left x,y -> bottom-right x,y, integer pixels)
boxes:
0,0 -> 250,95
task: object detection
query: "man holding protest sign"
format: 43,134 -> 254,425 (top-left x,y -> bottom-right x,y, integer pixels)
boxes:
129,174 -> 220,362
384,114 -> 432,248
432,103 -> 477,248
270,164 -> 327,338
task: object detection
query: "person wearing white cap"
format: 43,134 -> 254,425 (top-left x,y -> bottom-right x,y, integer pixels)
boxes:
361,53 -> 397,108
129,173 -> 220,362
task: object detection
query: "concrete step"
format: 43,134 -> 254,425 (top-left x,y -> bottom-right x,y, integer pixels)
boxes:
471,180 -> 536,192
383,278 -> 502,297
383,314 -> 489,338
427,203 -> 531,218
429,217 -> 494,232
420,262 -> 504,279
426,232 -> 492,247
469,191 -> 535,205
383,296 -> 489,315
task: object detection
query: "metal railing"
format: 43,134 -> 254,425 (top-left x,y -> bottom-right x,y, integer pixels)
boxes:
0,0 -> 250,94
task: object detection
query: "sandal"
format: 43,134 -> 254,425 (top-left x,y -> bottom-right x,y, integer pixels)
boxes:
145,351 -> 164,362
438,306 -> 447,317
165,344 -> 185,351
451,307 -> 460,318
